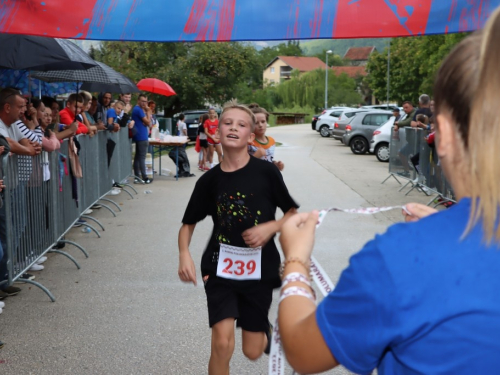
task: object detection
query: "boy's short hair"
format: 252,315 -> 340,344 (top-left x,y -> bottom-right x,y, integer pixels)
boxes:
220,99 -> 256,132
115,100 -> 125,107
250,105 -> 270,121
179,113 -> 185,120
68,93 -> 84,104
416,114 -> 429,124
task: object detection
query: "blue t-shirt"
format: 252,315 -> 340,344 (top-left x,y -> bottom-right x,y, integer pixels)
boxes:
107,108 -> 118,123
316,198 -> 500,374
132,105 -> 148,142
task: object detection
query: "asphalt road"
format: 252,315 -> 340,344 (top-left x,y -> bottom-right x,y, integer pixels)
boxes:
0,124 -> 432,375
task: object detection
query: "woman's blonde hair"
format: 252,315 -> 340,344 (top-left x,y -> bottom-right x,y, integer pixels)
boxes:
220,99 -> 256,131
434,7 -> 500,243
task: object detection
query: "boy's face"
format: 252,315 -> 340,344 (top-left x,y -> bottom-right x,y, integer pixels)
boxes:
217,108 -> 254,150
67,100 -> 83,115
115,104 -> 123,114
254,113 -> 267,136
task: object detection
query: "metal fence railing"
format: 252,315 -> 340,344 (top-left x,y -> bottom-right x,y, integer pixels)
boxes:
0,128 -> 135,301
383,127 -> 455,206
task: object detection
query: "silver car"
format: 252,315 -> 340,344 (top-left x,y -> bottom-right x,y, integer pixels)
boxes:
315,107 -> 350,137
369,116 -> 396,162
330,109 -> 371,140
340,110 -> 393,154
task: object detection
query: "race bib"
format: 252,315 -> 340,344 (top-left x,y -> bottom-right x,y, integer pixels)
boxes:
216,244 -> 262,280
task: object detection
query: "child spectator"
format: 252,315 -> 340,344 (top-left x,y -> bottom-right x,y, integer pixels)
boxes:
59,94 -> 89,135
197,113 -> 209,171
204,108 -> 221,167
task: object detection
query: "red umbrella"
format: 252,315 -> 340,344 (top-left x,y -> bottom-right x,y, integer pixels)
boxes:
137,78 -> 176,97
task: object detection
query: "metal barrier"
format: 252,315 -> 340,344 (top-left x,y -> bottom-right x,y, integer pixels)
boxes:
0,128 -> 133,301
384,127 -> 456,205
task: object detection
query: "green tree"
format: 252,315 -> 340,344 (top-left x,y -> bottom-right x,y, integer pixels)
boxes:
93,41 -> 259,116
313,49 -> 344,66
366,33 -> 469,104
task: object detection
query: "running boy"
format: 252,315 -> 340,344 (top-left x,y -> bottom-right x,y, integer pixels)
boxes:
248,104 -> 284,171
178,100 -> 298,374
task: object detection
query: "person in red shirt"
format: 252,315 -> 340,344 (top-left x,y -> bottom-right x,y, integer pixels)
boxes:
59,94 -> 89,135
204,108 -> 221,167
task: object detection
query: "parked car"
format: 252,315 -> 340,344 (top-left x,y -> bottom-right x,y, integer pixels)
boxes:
330,109 -> 371,140
315,107 -> 353,137
311,114 -> 320,130
173,109 -> 221,141
340,110 -> 393,154
369,116 -> 396,162
362,104 -> 399,111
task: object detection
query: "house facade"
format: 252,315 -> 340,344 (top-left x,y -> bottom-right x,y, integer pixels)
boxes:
263,56 -> 326,87
343,46 -> 377,66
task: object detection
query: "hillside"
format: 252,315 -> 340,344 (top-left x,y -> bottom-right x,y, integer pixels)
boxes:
300,38 -> 390,56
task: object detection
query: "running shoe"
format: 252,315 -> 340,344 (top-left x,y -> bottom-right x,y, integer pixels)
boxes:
1,286 -> 21,296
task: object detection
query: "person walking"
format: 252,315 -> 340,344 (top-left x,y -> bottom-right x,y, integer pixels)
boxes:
277,11 -> 500,374
132,94 -> 152,184
178,100 -> 298,375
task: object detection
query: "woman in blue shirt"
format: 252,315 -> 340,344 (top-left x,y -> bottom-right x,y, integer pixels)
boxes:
278,8 -> 500,375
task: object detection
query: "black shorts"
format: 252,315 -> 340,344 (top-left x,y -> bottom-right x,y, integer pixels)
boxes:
204,276 -> 273,332
199,139 -> 208,148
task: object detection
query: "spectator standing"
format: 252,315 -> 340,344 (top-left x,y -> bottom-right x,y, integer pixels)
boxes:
177,113 -> 187,137
197,113 -> 209,171
94,92 -> 112,126
204,108 -> 221,167
411,94 -> 433,129
132,94 -> 152,184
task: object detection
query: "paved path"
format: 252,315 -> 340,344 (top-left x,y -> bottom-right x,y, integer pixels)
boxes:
0,124 -> 431,374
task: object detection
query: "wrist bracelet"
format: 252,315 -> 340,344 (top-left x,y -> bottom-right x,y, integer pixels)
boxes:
281,272 -> 316,299
279,257 -> 310,279
279,286 -> 316,304
281,272 -> 312,288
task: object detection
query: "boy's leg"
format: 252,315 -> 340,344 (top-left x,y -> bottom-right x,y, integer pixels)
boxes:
237,282 -> 273,360
241,330 -> 266,360
209,318 -> 236,375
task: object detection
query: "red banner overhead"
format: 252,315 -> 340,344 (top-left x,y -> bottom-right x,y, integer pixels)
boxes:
0,1 -> 496,42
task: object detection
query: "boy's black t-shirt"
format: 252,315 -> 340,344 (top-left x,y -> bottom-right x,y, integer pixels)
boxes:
182,156 -> 299,286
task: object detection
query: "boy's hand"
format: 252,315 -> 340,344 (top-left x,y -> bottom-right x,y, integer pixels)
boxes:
242,221 -> 277,248
403,203 -> 437,223
178,251 -> 197,286
280,211 -> 319,260
274,160 -> 284,171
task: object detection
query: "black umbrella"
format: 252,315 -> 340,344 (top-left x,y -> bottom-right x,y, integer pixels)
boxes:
0,35 -> 96,71
32,61 -> 139,93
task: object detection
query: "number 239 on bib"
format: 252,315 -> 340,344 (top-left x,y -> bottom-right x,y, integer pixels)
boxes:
216,244 -> 262,280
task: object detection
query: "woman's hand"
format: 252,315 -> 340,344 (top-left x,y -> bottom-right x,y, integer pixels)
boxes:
403,203 -> 438,222
280,211 -> 319,260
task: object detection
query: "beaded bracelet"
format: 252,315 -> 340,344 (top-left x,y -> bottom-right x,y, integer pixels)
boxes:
279,257 -> 311,279
279,286 -> 316,304
281,272 -> 316,299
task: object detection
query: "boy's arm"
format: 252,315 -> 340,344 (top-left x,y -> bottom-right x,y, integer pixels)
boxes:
178,223 -> 198,286
242,208 -> 297,248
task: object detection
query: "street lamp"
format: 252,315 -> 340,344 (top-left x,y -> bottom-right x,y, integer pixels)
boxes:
325,50 -> 333,110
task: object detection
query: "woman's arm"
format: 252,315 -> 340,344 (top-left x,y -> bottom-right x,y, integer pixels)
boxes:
278,212 -> 339,374
41,131 -> 61,152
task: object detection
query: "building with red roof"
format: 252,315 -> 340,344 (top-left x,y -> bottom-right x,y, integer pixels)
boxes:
263,56 -> 326,86
343,46 -> 377,66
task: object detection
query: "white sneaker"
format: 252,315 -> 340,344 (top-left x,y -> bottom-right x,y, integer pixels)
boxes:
29,264 -> 44,271
0,301 -> 4,308
36,256 -> 47,265
84,209 -> 93,215
108,188 -> 121,196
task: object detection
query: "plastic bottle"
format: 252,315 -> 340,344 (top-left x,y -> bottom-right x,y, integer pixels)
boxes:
81,227 -> 91,233
160,129 -> 165,141
165,128 -> 170,136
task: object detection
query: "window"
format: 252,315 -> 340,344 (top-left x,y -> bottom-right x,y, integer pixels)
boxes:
362,114 -> 391,126
270,67 -> 275,74
345,111 -> 365,118
330,111 -> 342,118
